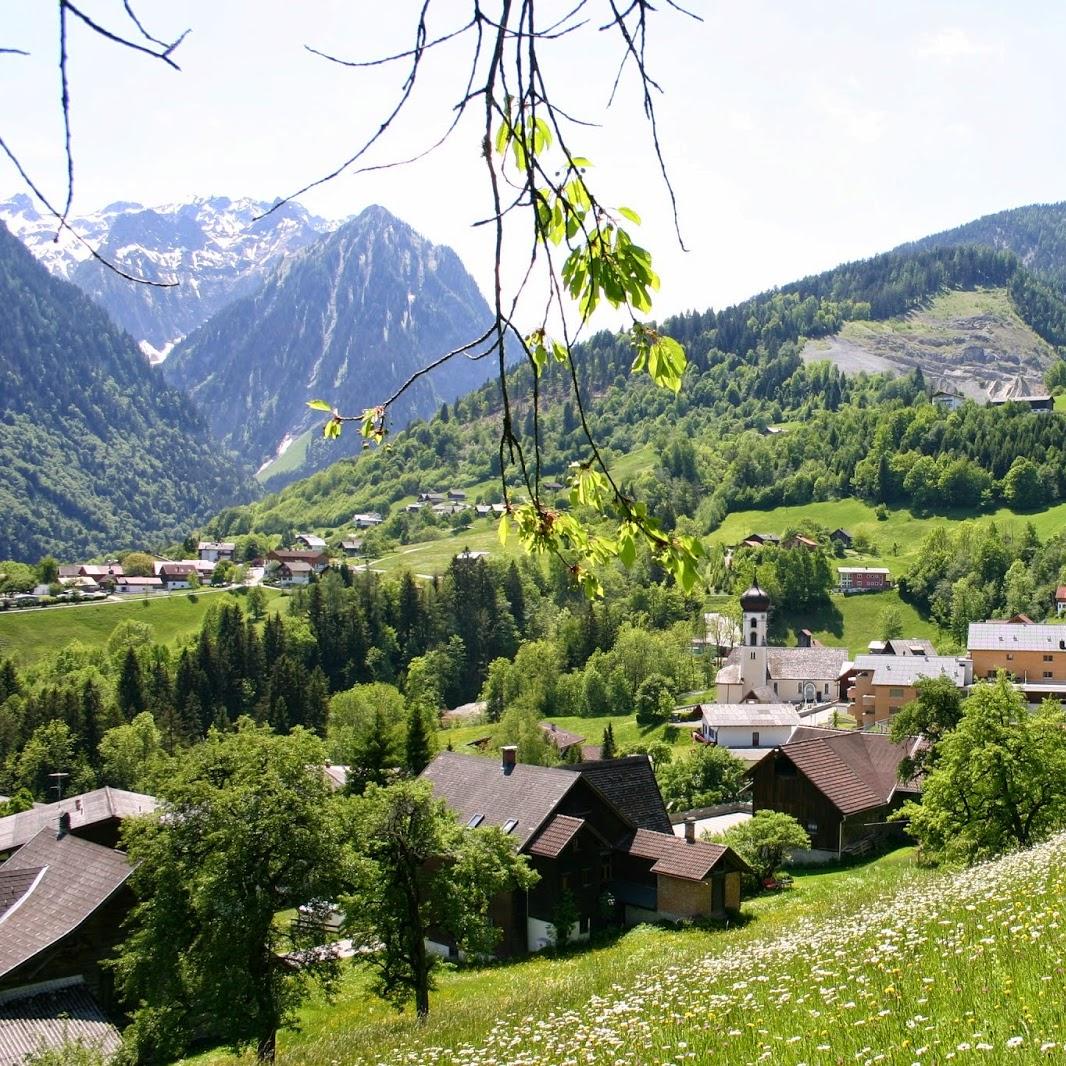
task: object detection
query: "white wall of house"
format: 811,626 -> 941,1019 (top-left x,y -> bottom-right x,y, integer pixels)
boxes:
526,916 -> 587,953
704,723 -> 795,748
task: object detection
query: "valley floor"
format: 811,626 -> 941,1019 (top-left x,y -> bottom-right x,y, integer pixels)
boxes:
181,836 -> 1066,1065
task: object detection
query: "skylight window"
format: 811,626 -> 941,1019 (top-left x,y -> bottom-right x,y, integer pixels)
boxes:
502,818 -> 518,834
466,814 -> 485,828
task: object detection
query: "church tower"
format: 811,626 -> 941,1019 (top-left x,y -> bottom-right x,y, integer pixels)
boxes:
738,581 -> 770,696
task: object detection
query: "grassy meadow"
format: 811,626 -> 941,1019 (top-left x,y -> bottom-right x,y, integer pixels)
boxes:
0,587 -> 287,667
180,835 -> 1066,1065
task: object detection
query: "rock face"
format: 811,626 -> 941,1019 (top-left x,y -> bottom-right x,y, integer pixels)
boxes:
0,221 -> 256,562
163,205 -> 496,482
0,194 -> 334,355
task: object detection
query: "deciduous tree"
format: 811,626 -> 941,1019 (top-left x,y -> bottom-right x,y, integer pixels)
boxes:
714,810 -> 810,882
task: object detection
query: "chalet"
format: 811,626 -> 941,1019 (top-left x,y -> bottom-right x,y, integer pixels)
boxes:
697,703 -> 800,755
0,787 -> 158,856
829,528 -> 853,548
1057,586 -> 1066,617
268,549 -> 329,573
456,550 -> 490,561
197,541 -> 235,563
405,502 -> 426,512
749,727 -> 923,858
783,533 -> 819,551
114,575 -> 163,595
340,538 -> 364,556
78,564 -> 123,586
491,502 -> 508,515
448,490 -> 467,501
543,480 -> 565,492
931,389 -> 963,411
475,504 -> 493,517
433,502 -> 460,515
837,566 -> 891,593
352,513 -> 383,528
420,751 -> 750,954
277,560 -> 313,586
157,563 -> 197,589
0,828 -> 134,996
715,584 -> 849,705
880,637 -> 938,657
990,393 -> 1054,413
848,654 -> 972,726
294,533 -> 327,550
539,721 -> 584,757
740,532 -> 780,549
418,491 -> 446,503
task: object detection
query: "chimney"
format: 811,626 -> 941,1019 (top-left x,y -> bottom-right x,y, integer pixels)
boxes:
501,745 -> 517,774
75,797 -> 82,812
58,811 -> 71,838
684,816 -> 696,844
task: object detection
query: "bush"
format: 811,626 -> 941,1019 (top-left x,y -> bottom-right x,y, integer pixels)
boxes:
714,810 -> 811,882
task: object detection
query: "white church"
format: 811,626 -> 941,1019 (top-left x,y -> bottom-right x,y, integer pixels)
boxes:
714,583 -> 849,705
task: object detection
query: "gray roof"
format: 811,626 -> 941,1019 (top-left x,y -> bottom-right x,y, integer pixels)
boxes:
420,752 -> 579,849
296,534 -> 327,548
0,787 -> 157,854
884,638 -> 938,657
700,703 -> 801,728
968,622 -> 1066,652
560,756 -> 672,834
852,654 -> 970,687
0,829 -> 133,979
0,982 -> 121,1066
767,647 -> 849,681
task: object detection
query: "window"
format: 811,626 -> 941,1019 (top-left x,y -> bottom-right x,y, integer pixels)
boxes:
582,867 -> 593,888
1044,655 -> 1054,663
750,651 -> 756,660
579,916 -> 590,934
466,814 -> 484,828
889,687 -> 905,698
1044,671 -> 1054,679
502,818 -> 518,834
601,859 -> 612,882
1006,654 -> 1014,661
807,822 -> 818,834
752,731 -> 760,747
561,873 -> 572,891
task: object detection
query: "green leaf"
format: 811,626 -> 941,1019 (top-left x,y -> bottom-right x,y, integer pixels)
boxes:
306,399 -> 334,412
617,206 -> 641,225
498,512 -> 510,547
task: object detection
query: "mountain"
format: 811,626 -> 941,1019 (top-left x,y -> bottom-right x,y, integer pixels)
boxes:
163,205 -> 497,483
0,221 -> 257,563
0,193 -> 335,357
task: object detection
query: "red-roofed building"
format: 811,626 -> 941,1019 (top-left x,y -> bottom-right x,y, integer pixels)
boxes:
1056,586 -> 1066,617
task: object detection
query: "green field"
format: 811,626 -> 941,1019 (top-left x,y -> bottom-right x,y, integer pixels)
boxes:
256,429 -> 314,484
0,588 -> 287,667
180,833 -> 1066,1066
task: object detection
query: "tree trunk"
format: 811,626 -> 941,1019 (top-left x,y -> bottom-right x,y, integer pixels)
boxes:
257,1027 -> 277,1063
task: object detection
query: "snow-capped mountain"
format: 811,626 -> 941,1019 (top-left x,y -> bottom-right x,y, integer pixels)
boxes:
0,193 -> 337,356
164,204 -> 496,484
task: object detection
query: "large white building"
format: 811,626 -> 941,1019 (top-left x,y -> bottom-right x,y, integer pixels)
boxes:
714,584 -> 850,705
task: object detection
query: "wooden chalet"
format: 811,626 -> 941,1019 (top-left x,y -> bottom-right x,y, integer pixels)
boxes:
268,549 -> 329,573
421,751 -> 749,955
748,727 -> 923,857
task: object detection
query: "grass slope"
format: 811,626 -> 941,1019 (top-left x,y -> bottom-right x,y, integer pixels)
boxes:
182,835 -> 1066,1065
0,588 -> 286,667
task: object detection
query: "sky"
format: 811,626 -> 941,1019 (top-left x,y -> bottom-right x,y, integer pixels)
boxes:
2,1 -> 1066,319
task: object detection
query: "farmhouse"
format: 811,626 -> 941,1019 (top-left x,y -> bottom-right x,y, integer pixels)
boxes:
715,584 -> 849,705
749,727 -> 923,858
539,721 -> 584,757
340,538 -> 364,556
294,533 -> 327,550
114,575 -> 163,594
848,654 -> 973,726
268,549 -> 329,573
837,566 -> 891,593
829,528 -> 853,548
420,751 -> 750,955
989,393 -> 1053,413
197,541 -> 235,563
351,513 -> 384,528
697,703 -> 800,754
1057,586 -> 1066,617
157,563 -> 197,589
931,389 -> 963,411
0,787 -> 158,856
276,560 -> 312,586
783,533 -> 819,550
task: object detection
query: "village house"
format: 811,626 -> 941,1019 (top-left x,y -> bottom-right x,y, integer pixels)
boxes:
848,654 -> 973,726
276,560 -> 313,586
77,564 -> 123,587
865,637 -> 938,657
697,703 -> 800,757
783,533 -> 819,550
475,504 -> 493,517
0,787 -> 158,856
157,562 -> 197,590
294,533 -> 327,550
967,620 -> 1066,703
448,490 -> 467,501
340,538 -> 364,556
749,727 -> 923,858
268,549 -> 329,573
1056,586 -> 1066,617
418,491 -> 446,503
740,532 -> 780,549
197,541 -> 235,563
715,584 -> 849,705
539,722 -> 585,758
837,566 -> 891,593
420,750 -> 750,955
989,393 -> 1054,413
351,513 -> 384,528
0,827 -> 135,1061
829,528 -> 853,548
115,575 -> 164,595
931,389 -> 963,411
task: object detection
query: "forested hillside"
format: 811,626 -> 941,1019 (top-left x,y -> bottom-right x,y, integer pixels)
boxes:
202,243 -> 1066,542
0,223 -> 256,562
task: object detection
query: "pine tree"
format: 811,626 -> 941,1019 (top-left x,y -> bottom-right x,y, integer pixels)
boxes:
0,658 -> 20,703
601,722 -> 616,760
118,647 -> 147,719
404,702 -> 433,775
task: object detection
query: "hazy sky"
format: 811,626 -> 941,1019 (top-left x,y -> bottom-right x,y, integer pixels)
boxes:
3,1 -> 1065,317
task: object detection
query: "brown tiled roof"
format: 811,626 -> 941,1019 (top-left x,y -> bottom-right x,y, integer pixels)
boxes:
528,814 -> 586,858
0,829 -> 133,979
561,756 -> 672,834
0,787 -> 157,853
420,752 -> 578,849
777,730 -> 923,815
0,983 -> 122,1066
539,721 -> 585,752
620,828 -> 747,881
